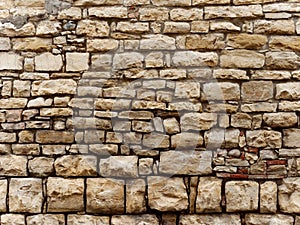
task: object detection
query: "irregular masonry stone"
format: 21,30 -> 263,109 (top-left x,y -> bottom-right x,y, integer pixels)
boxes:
251,70 -> 291,80
191,21 -> 210,33
179,214 -> 241,225
0,37 -> 10,50
0,180 -> 6,212
210,21 -> 240,31
57,7 -> 82,20
40,108 -> 73,117
20,72 -> 49,80
111,215 -> 159,225
0,132 -> 16,143
163,118 -> 180,134
66,53 -> 89,72
283,129 -> 300,148
254,20 -> 295,34
231,113 -> 252,129
246,130 -> 282,148
226,181 -> 259,212
126,179 -> 147,213
76,20 -> 109,37
270,36 -> 300,51
47,177 -> 84,212
74,0 -> 122,6
263,112 -> 297,128
67,215 -> 109,225
0,53 -> 23,70
27,214 -> 65,225
89,7 -> 128,18
13,80 -> 30,97
186,34 -> 225,50
35,53 -> 63,71
279,178 -> 300,213
113,52 -> 144,69
227,34 -> 267,49
173,51 -> 218,67
203,82 -> 240,100
196,177 -> 222,213
160,150 -> 212,175
55,155 -> 97,176
9,178 -> 43,213
36,21 -> 61,36
148,176 -> 188,211
124,0 -> 150,6
205,5 -> 263,19
36,131 -> 74,144
220,50 -> 265,69
28,157 -> 54,177
0,155 -> 27,176
164,22 -> 190,33
245,214 -> 294,225
263,3 -> 300,12
1,214 -> 25,225
100,156 -> 138,178
139,7 -> 169,21
276,83 -> 300,100
175,81 -> 200,98
32,79 -> 77,96
0,22 -> 35,37
12,144 -> 39,155
213,69 -> 248,80
140,35 -> 176,50
181,113 -> 217,131
87,178 -> 124,214
12,38 -> 52,51
242,81 -> 273,101
160,69 -> 186,79
171,132 -> 203,149
117,22 -> 149,33
151,0 -> 191,6
260,181 -> 277,213
170,8 -> 203,21
241,103 -> 277,112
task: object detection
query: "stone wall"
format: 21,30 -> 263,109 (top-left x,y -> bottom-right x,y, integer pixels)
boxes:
0,0 -> 300,224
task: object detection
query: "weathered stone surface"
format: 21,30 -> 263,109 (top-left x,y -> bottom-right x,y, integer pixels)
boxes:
113,52 -> 144,69
210,21 -> 240,31
76,19 -> 109,37
231,113 -> 252,129
27,214 -> 65,225
254,19 -> 295,34
179,214 -> 241,225
171,132 -> 203,149
241,102 -> 277,113
151,0 -> 190,6
203,82 -> 240,100
12,37 -> 52,51
100,156 -> 138,178
57,7 -> 82,20
87,39 -> 119,52
0,155 -> 27,176
9,178 -> 43,213
0,53 -> 23,70
186,34 -> 225,50
28,157 -> 54,177
111,215 -> 159,225
260,181 -> 277,213
139,7 -> 169,21
160,150 -> 212,175
1,214 -> 25,225
245,214 -> 293,225
270,36 -> 300,51
47,177 -> 84,212
36,131 -> 74,143
36,21 -> 61,36
170,8 -> 203,21
181,113 -> 217,131
227,33 -> 267,49
12,144 -> 39,155
173,51 -> 218,67
148,176 -> 188,211
226,181 -> 259,212
68,215 -> 109,225
266,51 -> 300,69
0,180 -> 7,212
251,70 -> 291,80
87,178 -> 124,214
263,112 -> 297,128
74,0 -> 122,6
89,6 -> 127,18
175,81 -> 200,98
246,130 -> 281,148
213,69 -> 248,80
279,178 -> 300,213
276,83 -> 300,100
32,79 -> 76,96
205,5 -> 262,19
140,35 -> 176,50
35,53 -> 63,71
220,50 -> 265,68
126,179 -> 146,213
164,22 -> 190,33
196,177 -> 222,213
242,81 -> 273,101
283,129 -> 300,148
66,53 -> 89,71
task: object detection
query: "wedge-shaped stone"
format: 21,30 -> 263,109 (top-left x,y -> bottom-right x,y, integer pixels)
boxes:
32,79 -> 77,96
160,151 -> 212,175
279,178 -> 300,213
227,34 -> 267,49
173,51 -> 218,67
205,5 -> 263,19
0,53 -> 23,70
47,177 -> 84,212
87,178 -> 124,214
254,20 -> 295,34
246,130 -> 282,148
76,20 -> 109,37
36,131 -> 74,144
148,176 -> 188,211
226,181 -> 259,212
220,50 -> 265,68
276,83 -> 300,100
140,35 -> 176,50
9,178 -> 43,213
112,215 -> 159,225
68,215 -> 109,225
263,112 -> 297,128
181,113 -> 217,131
179,214 -> 241,225
186,34 -> 225,50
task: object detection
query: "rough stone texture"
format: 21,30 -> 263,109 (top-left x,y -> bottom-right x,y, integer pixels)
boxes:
126,179 -> 147,213
111,215 -> 159,225
148,176 -> 188,211
179,214 -> 241,225
67,215 -> 109,225
220,50 -> 265,68
260,181 -> 277,213
27,214 -> 65,225
35,53 -> 63,71
245,214 -> 294,225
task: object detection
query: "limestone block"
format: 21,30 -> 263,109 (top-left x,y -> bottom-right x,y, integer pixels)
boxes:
227,34 -> 267,49
89,7 -> 127,18
1,214 -> 25,225
220,50 -> 265,68
179,214 -> 241,225
181,113 -> 217,131
276,83 -> 300,100
0,155 -> 27,176
36,21 -> 61,36
186,34 -> 225,50
126,179 -> 147,213
170,8 -> 203,21
111,215 -> 159,225
266,51 -> 300,69
0,53 -> 23,70
245,214 -> 294,225
203,82 -> 240,100
254,19 -> 295,34
27,214 -> 65,225
66,53 -> 89,72
36,131 -> 74,144
246,130 -> 281,148
28,157 -> 54,177
87,39 -> 119,52
173,51 -> 218,67
35,53 -> 63,71
205,5 -> 263,19
283,129 -> 300,148
260,181 -> 277,213
263,112 -> 297,128
32,79 -> 77,96
242,81 -> 273,101
140,35 -> 175,50
76,20 -> 109,37
67,215 -> 109,225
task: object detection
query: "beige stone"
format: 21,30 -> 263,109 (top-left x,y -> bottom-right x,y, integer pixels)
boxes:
246,130 -> 282,148
47,177 -> 84,212
210,21 -> 240,31
205,5 -> 262,19
66,53 -> 89,71
32,79 -> 76,96
0,53 -> 23,70
260,181 -> 277,213
89,7 -> 127,18
0,37 -> 10,50
9,178 -> 43,213
126,179 -> 146,213
164,22 -> 190,33
12,144 -> 39,155
68,215 -> 109,225
12,37 -> 52,51
28,157 -> 54,177
171,132 -> 203,149
117,22 -> 149,33
27,214 -> 65,225
74,0 -> 122,6
181,113 -> 217,131
193,0 -> 230,4
245,214 -> 293,225
263,3 -> 300,12
227,34 -> 267,49
36,131 -> 74,144
191,21 -> 209,33
151,0 -> 190,6
140,34 -> 175,50
160,150 -> 212,175
263,112 -> 297,128
276,83 -> 300,100
279,178 -> 300,213
57,7 -> 82,20
254,19 -> 295,34
0,155 -> 27,176
270,36 -> 300,51
13,80 -> 30,97
283,129 -> 300,148
87,178 -> 124,214
196,177 -> 222,213
0,22 -> 36,37
139,7 -> 169,21
203,82 -> 240,101
148,176 -> 188,211
226,181 -> 259,212
220,50 -> 265,68
241,102 -> 277,112
173,51 -> 218,67
213,69 -> 248,80
242,81 -> 273,101
76,20 -> 109,37
1,214 -> 25,225
186,34 -> 225,50
251,70 -> 291,80
0,180 -> 7,212
113,52 -> 144,69
179,214 -> 241,225
170,8 -> 203,21
111,215 -> 159,225
163,117 -> 180,134
35,53 -> 62,71
231,113 -> 252,129
175,81 -> 200,98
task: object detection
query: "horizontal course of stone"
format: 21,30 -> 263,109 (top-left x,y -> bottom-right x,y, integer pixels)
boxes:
0,0 -> 300,224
